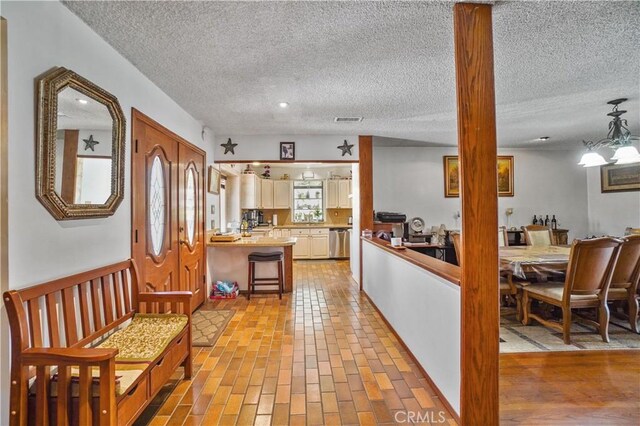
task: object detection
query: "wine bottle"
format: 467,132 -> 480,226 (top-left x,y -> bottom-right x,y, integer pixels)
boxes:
544,215 -> 550,227
551,215 -> 557,230
532,215 -> 538,225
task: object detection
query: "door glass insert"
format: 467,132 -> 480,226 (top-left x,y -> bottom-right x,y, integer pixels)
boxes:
185,168 -> 196,245
149,156 -> 166,256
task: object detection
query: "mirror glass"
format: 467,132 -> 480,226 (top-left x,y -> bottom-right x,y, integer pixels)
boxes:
54,87 -> 113,205
36,67 -> 124,220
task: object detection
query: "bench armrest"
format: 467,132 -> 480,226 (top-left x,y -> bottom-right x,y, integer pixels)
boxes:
22,347 -> 118,364
138,291 -> 193,304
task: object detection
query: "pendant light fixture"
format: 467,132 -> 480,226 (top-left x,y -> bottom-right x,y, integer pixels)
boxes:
578,98 -> 640,167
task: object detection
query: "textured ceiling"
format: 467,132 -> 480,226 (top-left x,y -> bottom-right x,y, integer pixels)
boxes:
63,0 -> 640,148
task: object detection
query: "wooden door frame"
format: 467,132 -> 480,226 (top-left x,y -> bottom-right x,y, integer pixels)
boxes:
1,17 -> 10,425
130,109 -> 207,309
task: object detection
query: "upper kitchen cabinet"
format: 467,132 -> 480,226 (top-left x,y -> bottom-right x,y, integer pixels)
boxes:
240,173 -> 262,209
338,179 -> 352,208
261,178 -> 274,209
273,180 -> 292,209
327,179 -> 351,209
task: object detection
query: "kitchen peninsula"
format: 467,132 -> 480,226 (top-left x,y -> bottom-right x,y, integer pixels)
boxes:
207,236 -> 297,293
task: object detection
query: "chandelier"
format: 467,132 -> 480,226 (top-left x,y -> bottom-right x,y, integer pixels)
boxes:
578,98 -> 640,167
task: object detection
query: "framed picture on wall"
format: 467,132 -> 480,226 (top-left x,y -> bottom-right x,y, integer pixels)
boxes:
443,155 -> 514,197
280,142 -> 295,160
601,163 -> 640,193
208,165 -> 220,194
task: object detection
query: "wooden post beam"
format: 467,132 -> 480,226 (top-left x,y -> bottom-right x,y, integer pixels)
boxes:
454,3 -> 500,425
358,135 -> 373,290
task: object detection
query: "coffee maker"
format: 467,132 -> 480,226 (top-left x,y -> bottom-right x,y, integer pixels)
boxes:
243,210 -> 260,229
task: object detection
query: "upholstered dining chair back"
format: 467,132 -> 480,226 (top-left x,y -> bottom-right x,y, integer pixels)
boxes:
625,227 -> 640,236
451,232 -> 461,265
522,225 -> 553,246
611,235 -> 640,290
564,237 -> 623,298
498,226 -> 509,247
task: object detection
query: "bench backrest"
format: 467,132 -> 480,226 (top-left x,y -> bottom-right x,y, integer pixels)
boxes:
3,259 -> 140,355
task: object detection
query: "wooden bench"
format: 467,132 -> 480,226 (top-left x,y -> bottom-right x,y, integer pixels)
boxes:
3,259 -> 192,426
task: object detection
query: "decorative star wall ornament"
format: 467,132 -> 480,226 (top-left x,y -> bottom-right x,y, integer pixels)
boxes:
337,139 -> 354,156
83,134 -> 100,151
220,138 -> 238,155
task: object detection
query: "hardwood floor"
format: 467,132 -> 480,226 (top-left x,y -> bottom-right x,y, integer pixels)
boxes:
500,350 -> 640,425
141,260 -> 455,425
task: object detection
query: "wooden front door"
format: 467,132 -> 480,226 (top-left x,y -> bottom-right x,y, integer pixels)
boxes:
132,109 -> 206,312
178,143 -> 205,310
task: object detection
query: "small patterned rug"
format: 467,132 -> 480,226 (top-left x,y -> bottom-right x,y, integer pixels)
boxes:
192,309 -> 234,347
500,306 -> 640,353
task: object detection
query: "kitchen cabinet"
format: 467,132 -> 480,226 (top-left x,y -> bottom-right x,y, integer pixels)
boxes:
326,179 -> 351,209
273,180 -> 292,209
310,235 -> 330,258
261,178 -> 274,209
291,229 -> 311,258
240,174 -> 262,209
338,179 -> 352,208
289,228 -> 329,259
326,180 -> 338,208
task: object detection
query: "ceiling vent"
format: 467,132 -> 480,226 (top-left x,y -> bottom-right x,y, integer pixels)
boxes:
334,117 -> 363,123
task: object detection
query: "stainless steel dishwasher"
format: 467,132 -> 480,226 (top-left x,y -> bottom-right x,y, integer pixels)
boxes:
329,228 -> 350,258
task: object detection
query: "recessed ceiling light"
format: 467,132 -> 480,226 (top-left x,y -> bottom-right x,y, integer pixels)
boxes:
76,98 -> 88,105
252,162 -> 261,166
278,102 -> 289,108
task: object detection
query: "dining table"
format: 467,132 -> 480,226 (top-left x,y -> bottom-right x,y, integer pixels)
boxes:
499,245 -> 571,281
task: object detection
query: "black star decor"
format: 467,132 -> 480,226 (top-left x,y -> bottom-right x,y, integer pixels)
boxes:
220,138 -> 238,155
337,139 -> 354,156
83,134 -> 100,151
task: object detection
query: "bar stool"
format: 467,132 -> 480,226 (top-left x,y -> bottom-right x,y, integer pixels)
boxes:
247,251 -> 284,300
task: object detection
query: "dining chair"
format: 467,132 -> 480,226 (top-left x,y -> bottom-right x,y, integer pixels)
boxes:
607,234 -> 640,333
451,232 -> 520,311
498,226 -> 509,247
522,237 -> 623,344
522,225 -> 554,246
625,227 -> 640,236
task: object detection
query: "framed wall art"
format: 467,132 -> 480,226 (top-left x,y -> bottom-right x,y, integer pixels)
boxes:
208,165 -> 220,194
443,155 -> 514,197
280,142 -> 295,160
601,163 -> 640,193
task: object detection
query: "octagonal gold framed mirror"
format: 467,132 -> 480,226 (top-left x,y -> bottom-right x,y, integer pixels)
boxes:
36,67 -> 125,220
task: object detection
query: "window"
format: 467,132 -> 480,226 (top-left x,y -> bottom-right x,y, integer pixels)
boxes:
293,180 -> 324,223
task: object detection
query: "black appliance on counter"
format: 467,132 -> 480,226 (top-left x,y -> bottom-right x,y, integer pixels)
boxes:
242,209 -> 264,229
375,212 -> 407,223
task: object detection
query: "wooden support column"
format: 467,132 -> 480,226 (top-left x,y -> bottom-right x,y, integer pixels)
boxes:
358,135 -> 373,290
454,3 -> 499,425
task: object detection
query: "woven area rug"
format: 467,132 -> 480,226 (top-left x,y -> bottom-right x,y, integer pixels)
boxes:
192,309 -> 234,347
500,306 -> 640,353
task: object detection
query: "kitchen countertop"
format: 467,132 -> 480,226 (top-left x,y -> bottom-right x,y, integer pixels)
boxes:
207,237 -> 297,247
270,224 -> 352,229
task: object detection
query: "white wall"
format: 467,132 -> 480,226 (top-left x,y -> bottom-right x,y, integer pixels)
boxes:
215,134 -> 358,162
373,146 -> 590,240
586,166 -> 640,236
362,241 -> 461,415
1,2 -> 215,420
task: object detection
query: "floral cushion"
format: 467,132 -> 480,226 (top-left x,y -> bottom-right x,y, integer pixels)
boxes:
97,314 -> 188,362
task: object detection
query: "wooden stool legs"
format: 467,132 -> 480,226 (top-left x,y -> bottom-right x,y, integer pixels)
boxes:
247,258 -> 284,300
